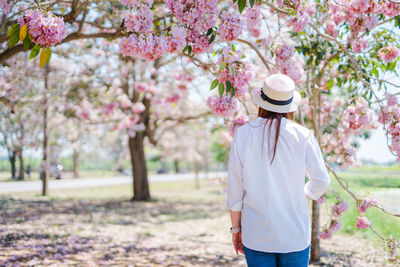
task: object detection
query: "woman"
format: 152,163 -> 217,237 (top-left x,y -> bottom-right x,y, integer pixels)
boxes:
226,74 -> 330,267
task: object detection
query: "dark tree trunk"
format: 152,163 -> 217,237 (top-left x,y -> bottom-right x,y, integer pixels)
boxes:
310,201 -> 321,262
8,150 -> 16,179
17,148 -> 24,180
128,133 -> 150,201
73,147 -> 79,178
173,160 -> 180,174
42,67 -> 49,196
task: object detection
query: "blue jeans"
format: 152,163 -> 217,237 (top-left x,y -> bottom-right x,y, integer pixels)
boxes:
243,244 -> 310,267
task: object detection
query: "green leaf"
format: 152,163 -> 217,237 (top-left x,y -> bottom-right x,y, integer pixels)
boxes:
182,45 -> 189,53
230,87 -> 235,99
233,0 -> 238,3
218,83 -> 225,97
206,28 -> 213,36
326,79 -> 334,91
232,44 -> 236,52
249,0 -> 255,8
226,80 -> 232,93
187,45 -> 192,55
46,47 -> 52,63
210,79 -> 219,90
23,38 -> 31,51
29,44 -> 41,60
219,62 -> 226,70
238,0 -> 246,13
6,24 -> 19,37
229,65 -> 234,76
9,30 -> 20,48
208,33 -> 216,44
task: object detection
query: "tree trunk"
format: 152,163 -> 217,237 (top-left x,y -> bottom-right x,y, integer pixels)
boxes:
310,201 -> 321,262
128,133 -> 150,201
17,148 -> 24,180
73,147 -> 79,178
8,150 -> 16,179
173,160 -> 180,174
42,67 -> 49,196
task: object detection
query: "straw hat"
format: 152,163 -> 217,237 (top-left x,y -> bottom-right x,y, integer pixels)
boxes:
252,74 -> 301,113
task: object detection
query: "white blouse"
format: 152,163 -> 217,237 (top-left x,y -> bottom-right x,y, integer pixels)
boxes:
226,117 -> 330,253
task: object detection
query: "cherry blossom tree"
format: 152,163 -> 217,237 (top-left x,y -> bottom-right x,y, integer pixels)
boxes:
2,0 -> 400,261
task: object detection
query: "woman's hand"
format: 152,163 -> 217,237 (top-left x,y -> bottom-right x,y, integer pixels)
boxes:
232,232 -> 244,255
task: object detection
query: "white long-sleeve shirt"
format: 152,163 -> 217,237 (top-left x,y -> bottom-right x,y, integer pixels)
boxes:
226,117 -> 330,253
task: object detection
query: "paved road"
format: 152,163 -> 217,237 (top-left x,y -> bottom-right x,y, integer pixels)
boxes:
0,172 -> 226,194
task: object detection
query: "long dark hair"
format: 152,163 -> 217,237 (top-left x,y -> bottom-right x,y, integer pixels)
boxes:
258,107 -> 295,164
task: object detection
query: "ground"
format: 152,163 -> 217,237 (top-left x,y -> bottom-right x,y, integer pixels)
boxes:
0,176 -> 399,267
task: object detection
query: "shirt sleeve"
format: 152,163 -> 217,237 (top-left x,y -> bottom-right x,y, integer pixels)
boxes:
304,132 -> 331,200
226,131 -> 244,211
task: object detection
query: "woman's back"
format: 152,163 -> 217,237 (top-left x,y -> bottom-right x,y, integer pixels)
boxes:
226,116 -> 330,253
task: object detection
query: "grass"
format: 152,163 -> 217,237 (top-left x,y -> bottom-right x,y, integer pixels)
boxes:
327,169 -> 400,243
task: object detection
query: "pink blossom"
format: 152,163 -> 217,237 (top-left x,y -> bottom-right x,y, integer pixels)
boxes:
355,215 -> 371,229
227,115 -> 249,136
318,229 -> 333,239
378,47 -> 400,63
121,5 -> 153,33
0,0 -> 11,14
214,47 -> 253,98
351,39 -> 369,52
275,44 -> 294,63
132,102 -> 146,114
120,33 -> 168,60
357,195 -> 377,213
167,26 -> 188,53
363,15 -> 378,30
329,220 -> 342,231
332,201 -> 348,217
117,94 -> 132,109
245,7 -> 261,37
207,95 -> 238,117
325,21 -> 338,38
18,10 -> 67,47
219,10 -> 242,41
166,93 -> 180,103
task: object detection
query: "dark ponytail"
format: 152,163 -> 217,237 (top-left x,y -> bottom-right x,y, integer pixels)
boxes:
258,108 -> 294,164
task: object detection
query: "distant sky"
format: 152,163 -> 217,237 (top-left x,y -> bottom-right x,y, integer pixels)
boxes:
358,127 -> 396,163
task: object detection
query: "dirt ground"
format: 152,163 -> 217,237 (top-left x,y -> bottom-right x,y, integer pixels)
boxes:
0,181 -> 399,267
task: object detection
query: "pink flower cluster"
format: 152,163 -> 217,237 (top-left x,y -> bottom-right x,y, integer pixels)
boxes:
275,44 -> 305,84
165,0 -> 218,54
332,200 -> 348,217
132,102 -> 146,114
219,10 -> 242,41
119,115 -> 146,138
357,195 -> 377,213
351,38 -> 369,53
318,219 -> 342,240
378,93 -> 400,164
290,2 -> 316,32
355,215 -> 371,229
120,33 -> 168,60
227,115 -> 249,136
0,0 -> 11,14
319,98 -> 377,168
215,47 -> 253,97
342,98 -> 377,135
121,5 -> 153,33
166,26 -> 188,53
119,0 -> 153,9
18,10 -> 67,47
378,47 -> 400,63
245,7 -> 261,37
207,95 -> 238,117
327,0 -> 400,40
